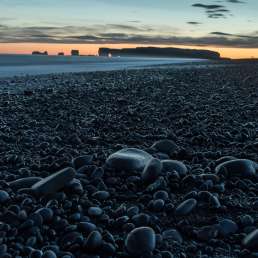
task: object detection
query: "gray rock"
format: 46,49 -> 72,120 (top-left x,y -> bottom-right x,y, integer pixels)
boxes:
127,206 -> 140,217
42,250 -> 57,258
215,156 -> 236,165
142,158 -> 162,183
106,148 -> 153,171
35,208 -> 54,222
209,194 -> 221,209
243,229 -> 258,250
72,155 -> 93,169
153,190 -> 169,200
162,229 -> 183,243
152,199 -> 165,212
88,207 -> 103,217
79,222 -> 97,234
196,225 -> 219,242
125,227 -> 156,256
151,139 -> 178,155
215,159 -> 256,178
175,198 -> 197,216
162,160 -> 188,177
83,231 -> 102,251
0,190 -> 10,204
31,167 -> 75,196
9,177 -> 42,190
92,191 -> 110,200
218,219 -> 238,237
240,215 -> 254,227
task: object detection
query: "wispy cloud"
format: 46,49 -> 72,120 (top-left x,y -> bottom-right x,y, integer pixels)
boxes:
192,3 -> 230,18
224,0 -> 245,3
192,0 -> 247,18
211,31 -> 258,39
0,23 -> 258,48
187,21 -> 202,25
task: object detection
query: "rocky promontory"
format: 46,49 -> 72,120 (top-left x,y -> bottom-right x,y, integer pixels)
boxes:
99,47 -> 221,60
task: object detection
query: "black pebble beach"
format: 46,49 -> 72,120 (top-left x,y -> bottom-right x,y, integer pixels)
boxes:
1,62 -> 258,257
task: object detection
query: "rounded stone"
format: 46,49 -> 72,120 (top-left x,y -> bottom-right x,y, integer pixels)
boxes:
35,208 -> 54,222
84,231 -> 102,251
151,139 -> 178,155
196,225 -> 219,241
127,206 -> 140,217
0,190 -> 10,204
175,198 -> 197,216
31,167 -> 76,196
72,155 -> 93,170
106,148 -> 153,171
218,219 -> 238,237
141,158 -> 162,183
132,213 -> 150,227
215,156 -> 236,165
153,190 -> 169,200
92,191 -> 110,200
29,250 -> 43,258
41,250 -> 57,258
152,199 -> 165,212
161,251 -> 174,258
79,222 -> 97,234
88,207 -> 103,217
9,177 -> 42,190
243,229 -> 258,250
161,160 -> 188,177
215,159 -> 256,178
162,229 -> 183,244
240,215 -> 254,227
125,227 -> 156,256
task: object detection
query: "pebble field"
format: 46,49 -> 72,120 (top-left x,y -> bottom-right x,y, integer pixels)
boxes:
1,62 -> 258,257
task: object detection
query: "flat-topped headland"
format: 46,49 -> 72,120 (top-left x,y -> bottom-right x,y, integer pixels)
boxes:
99,46 -> 221,60
1,61 -> 258,257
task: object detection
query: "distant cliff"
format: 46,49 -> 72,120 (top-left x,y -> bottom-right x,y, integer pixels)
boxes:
98,47 -> 221,60
32,51 -> 48,55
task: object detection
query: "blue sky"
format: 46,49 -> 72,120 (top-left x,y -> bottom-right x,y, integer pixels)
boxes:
0,0 -> 258,56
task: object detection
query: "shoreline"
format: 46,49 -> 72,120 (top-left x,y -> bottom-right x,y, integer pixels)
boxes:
0,56 -> 210,79
0,60 -> 231,93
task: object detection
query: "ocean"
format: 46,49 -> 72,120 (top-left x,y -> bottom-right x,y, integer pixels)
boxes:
0,54 -> 206,78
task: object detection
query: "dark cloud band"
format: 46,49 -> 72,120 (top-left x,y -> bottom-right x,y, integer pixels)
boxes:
0,24 -> 257,48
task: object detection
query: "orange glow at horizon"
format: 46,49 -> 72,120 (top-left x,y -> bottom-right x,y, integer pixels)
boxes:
0,43 -> 258,59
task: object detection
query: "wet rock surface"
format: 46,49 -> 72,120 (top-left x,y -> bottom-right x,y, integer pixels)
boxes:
125,227 -> 156,256
1,63 -> 258,257
106,148 -> 153,171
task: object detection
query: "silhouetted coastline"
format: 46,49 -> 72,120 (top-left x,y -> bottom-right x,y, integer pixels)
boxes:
32,51 -> 48,55
99,46 -> 221,60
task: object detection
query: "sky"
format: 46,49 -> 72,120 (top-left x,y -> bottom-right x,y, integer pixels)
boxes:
0,0 -> 258,58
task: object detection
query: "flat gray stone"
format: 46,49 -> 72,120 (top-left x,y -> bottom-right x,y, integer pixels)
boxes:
151,139 -> 178,155
196,225 -> 219,242
106,148 -> 153,171
162,160 -> 188,177
72,155 -> 93,170
162,229 -> 183,244
31,167 -> 75,196
215,159 -> 256,178
0,190 -> 10,204
243,229 -> 258,250
218,219 -> 238,237
175,198 -> 197,216
9,177 -> 42,190
125,227 -> 156,256
142,158 -> 162,183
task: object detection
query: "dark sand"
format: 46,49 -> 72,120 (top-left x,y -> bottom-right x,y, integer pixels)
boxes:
1,61 -> 258,257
